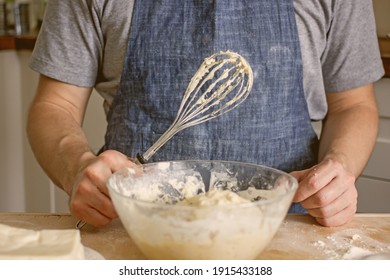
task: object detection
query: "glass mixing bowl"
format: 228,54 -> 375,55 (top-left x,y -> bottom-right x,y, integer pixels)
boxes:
107,160 -> 298,260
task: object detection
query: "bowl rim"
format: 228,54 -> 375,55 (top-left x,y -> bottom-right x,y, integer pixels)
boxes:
107,159 -> 299,209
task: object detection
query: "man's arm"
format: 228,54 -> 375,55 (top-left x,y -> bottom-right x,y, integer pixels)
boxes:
292,83 -> 379,226
27,75 -> 134,227
27,75 -> 95,193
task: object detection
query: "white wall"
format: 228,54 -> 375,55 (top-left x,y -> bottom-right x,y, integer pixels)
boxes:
0,51 -> 26,212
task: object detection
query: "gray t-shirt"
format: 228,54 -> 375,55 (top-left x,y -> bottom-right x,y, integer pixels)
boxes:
30,0 -> 384,120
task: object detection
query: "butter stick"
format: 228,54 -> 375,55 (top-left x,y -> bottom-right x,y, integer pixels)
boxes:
0,223 -> 85,260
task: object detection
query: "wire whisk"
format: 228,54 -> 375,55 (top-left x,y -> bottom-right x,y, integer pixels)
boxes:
136,50 -> 254,164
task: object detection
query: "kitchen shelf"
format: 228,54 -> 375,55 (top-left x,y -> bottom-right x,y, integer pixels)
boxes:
378,37 -> 390,77
0,32 -> 37,51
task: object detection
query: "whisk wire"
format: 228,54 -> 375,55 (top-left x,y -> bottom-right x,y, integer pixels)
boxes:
180,65 -> 241,123
176,59 -> 231,122
181,72 -> 245,126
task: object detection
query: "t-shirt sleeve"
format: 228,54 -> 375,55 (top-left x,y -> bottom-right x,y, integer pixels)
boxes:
29,0 -> 103,88
321,0 -> 384,93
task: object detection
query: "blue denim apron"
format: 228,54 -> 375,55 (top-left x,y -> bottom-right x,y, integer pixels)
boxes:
103,0 -> 319,213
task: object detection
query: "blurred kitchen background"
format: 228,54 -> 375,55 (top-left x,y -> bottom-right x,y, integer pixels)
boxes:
0,0 -> 389,213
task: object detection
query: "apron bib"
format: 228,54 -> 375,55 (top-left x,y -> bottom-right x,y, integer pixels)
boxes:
103,0 -> 319,213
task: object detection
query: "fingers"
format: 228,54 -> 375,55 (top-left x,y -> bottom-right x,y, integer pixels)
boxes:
84,150 -> 136,196
73,205 -> 113,228
299,173 -> 352,209
99,150 -> 137,173
70,174 -> 117,227
314,203 -> 356,227
308,195 -> 357,227
69,149 -> 134,228
293,160 -> 342,202
291,159 -> 357,227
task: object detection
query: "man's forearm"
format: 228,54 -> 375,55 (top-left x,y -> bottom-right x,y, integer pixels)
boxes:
319,85 -> 379,177
27,101 -> 96,195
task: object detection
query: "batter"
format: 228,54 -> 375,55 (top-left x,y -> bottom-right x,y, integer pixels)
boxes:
114,187 -> 290,260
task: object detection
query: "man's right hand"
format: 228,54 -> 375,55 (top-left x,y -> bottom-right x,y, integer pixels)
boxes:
69,150 -> 136,228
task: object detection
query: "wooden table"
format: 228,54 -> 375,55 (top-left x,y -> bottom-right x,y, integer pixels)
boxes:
1,213 -> 389,260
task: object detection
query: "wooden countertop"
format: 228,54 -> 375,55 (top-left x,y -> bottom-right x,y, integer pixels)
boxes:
1,212 -> 389,260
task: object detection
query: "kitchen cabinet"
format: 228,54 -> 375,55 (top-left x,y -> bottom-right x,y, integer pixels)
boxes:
356,78 -> 390,213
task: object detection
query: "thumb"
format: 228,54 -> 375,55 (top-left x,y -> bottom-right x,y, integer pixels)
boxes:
289,169 -> 310,203
289,169 -> 307,183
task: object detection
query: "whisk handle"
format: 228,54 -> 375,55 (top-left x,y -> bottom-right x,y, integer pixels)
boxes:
135,153 -> 147,164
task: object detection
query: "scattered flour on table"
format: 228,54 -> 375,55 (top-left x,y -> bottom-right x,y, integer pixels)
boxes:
311,228 -> 390,259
